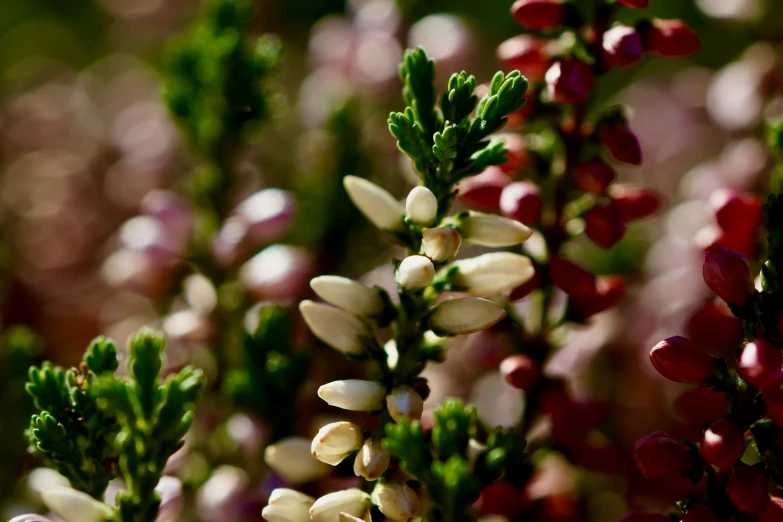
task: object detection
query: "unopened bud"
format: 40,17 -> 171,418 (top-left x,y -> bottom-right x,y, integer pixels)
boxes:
500,354 -> 540,391
450,253 -> 535,295
609,184 -> 662,221
310,489 -> 371,522
427,297 -> 507,336
396,255 -> 435,291
700,419 -> 745,471
766,389 -> 783,427
422,227 -> 462,262
738,339 -> 783,391
386,386 -> 424,422
353,438 -> 391,481
546,59 -> 594,105
757,497 -> 783,522
497,35 -> 551,81
311,422 -> 364,465
235,188 -> 297,246
584,201 -> 627,249
703,247 -> 754,305
726,465 -> 768,514
650,336 -> 717,385
406,186 -> 438,226
318,380 -> 387,412
549,257 -> 595,298
40,487 -> 112,522
240,245 -> 313,300
310,276 -> 386,317
687,299 -> 743,356
674,388 -> 729,426
262,488 -> 314,522
708,189 -> 763,235
344,176 -> 404,231
633,432 -> 692,479
603,25 -> 643,68
599,121 -> 642,165
500,182 -> 542,225
299,301 -> 372,355
643,19 -> 701,58
371,482 -> 419,522
510,0 -> 565,30
457,167 -> 509,211
264,437 -> 331,484
574,159 -> 615,195
458,211 -> 532,247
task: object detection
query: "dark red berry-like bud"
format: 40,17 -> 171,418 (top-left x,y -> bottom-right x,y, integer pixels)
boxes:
643,19 -> 701,58
510,0 -> 565,30
497,35 -> 551,81
674,388 -> 730,426
476,481 -> 521,519
738,340 -> 783,391
687,299 -> 743,356
549,257 -> 596,298
650,336 -> 717,386
457,167 -> 510,211
545,59 -> 594,105
703,247 -> 754,305
500,354 -> 541,391
603,25 -> 644,68
618,0 -> 649,7
585,201 -> 627,248
726,465 -> 769,513
700,419 -> 745,471
500,181 -> 542,224
681,504 -> 717,522
708,189 -> 763,235
634,431 -> 692,479
619,513 -> 669,522
573,275 -> 626,317
600,122 -> 643,165
765,389 -> 783,427
610,184 -> 662,221
496,133 -> 529,174
757,497 -> 783,522
574,159 -> 616,195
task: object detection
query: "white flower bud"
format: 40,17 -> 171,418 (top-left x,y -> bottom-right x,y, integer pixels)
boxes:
318,380 -> 387,411
40,487 -> 112,522
9,516 -> 54,522
421,227 -> 462,262
406,186 -> 438,226
311,421 -> 364,465
353,437 -> 391,480
386,386 -> 424,422
450,253 -> 535,295
467,439 -> 486,468
310,276 -> 386,317
344,176 -> 405,231
338,514 -> 366,522
299,301 -> 373,355
396,255 -> 435,291
458,211 -> 532,247
371,482 -> 420,522
268,489 -> 316,506
427,297 -> 506,336
262,489 -> 314,522
310,489 -> 371,522
264,437 -> 331,484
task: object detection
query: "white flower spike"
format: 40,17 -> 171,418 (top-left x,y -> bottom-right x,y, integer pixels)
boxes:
449,252 -> 535,295
299,301 -> 373,355
427,297 -> 507,336
310,276 -> 387,317
406,186 -> 438,226
344,176 -> 405,231
318,380 -> 387,411
311,421 -> 364,465
458,211 -> 532,247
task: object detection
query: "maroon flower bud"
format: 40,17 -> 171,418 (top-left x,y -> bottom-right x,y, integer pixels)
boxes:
650,336 -> 717,386
500,181 -> 542,224
500,354 -> 541,391
726,465 -> 769,513
573,440 -> 623,475
603,25 -> 644,68
584,201 -> 627,248
476,481 -> 521,519
708,189 -> 763,235
687,299 -> 743,356
549,257 -> 596,298
703,247 -> 754,305
765,389 -> 783,427
599,121 -> 643,165
633,432 -> 693,479
496,133 -> 529,174
738,340 -> 783,391
620,513 -> 669,522
457,167 -> 510,211
700,419 -> 745,471
674,388 -> 730,426
510,0 -> 565,30
572,275 -> 626,317
681,504 -> 717,522
757,497 -> 783,522
574,159 -> 616,195
497,35 -> 551,81
545,59 -> 594,105
643,19 -> 701,58
610,184 -> 662,221
618,0 -> 649,7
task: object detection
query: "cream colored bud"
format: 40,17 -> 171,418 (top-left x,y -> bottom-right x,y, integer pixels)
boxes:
318,380 -> 387,412
41,487 -> 113,522
311,422 -> 364,465
310,276 -> 386,317
344,176 -> 405,231
262,489 -> 314,522
467,439 -> 486,468
386,386 -> 424,422
353,437 -> 391,480
422,227 -> 462,262
264,437 -> 331,484
310,489 -> 371,522
299,301 -> 372,355
427,297 -> 506,336
458,211 -> 532,247
396,255 -> 435,291
338,513 -> 367,522
371,482 -> 420,522
450,253 -> 535,295
406,186 -> 438,226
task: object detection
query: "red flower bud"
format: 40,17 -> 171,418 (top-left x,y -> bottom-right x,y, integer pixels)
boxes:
738,340 -> 783,391
497,35 -> 551,81
496,133 -> 529,174
674,388 -> 729,426
643,19 -> 701,58
545,59 -> 594,105
500,181 -> 542,224
476,481 -> 521,519
633,431 -> 693,479
726,465 -> 769,513
500,354 -> 541,391
603,25 -> 644,68
620,513 -> 669,522
708,189 -> 763,235
700,419 -> 745,471
687,299 -> 743,356
549,257 -> 596,298
681,504 -> 717,522
510,0 -> 565,30
609,184 -> 662,221
618,0 -> 649,7
650,336 -> 717,385
574,159 -> 616,195
573,440 -> 623,475
599,122 -> 643,165
765,389 -> 783,427
457,167 -> 510,211
585,201 -> 627,248
703,247 -> 754,305
572,275 -> 626,317
757,497 -> 783,522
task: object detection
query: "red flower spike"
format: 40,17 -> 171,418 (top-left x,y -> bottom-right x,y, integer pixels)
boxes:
549,257 -> 596,298
574,159 -> 616,195
766,389 -> 783,427
756,497 -> 783,522
738,340 -> 783,392
545,59 -> 595,105
584,201 -> 627,248
700,419 -> 745,471
674,388 -> 729,426
619,513 -> 670,522
633,432 -> 693,479
650,336 -> 718,386
618,0 -> 649,7
476,482 -> 521,519
703,247 -> 754,305
497,35 -> 551,81
500,354 -> 541,391
500,181 -> 542,224
610,184 -> 663,221
457,167 -> 510,211
643,19 -> 701,58
681,504 -> 717,522
687,299 -> 744,356
599,122 -> 643,165
726,465 -> 769,514
510,0 -> 565,30
603,25 -> 644,68
708,189 -> 763,235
